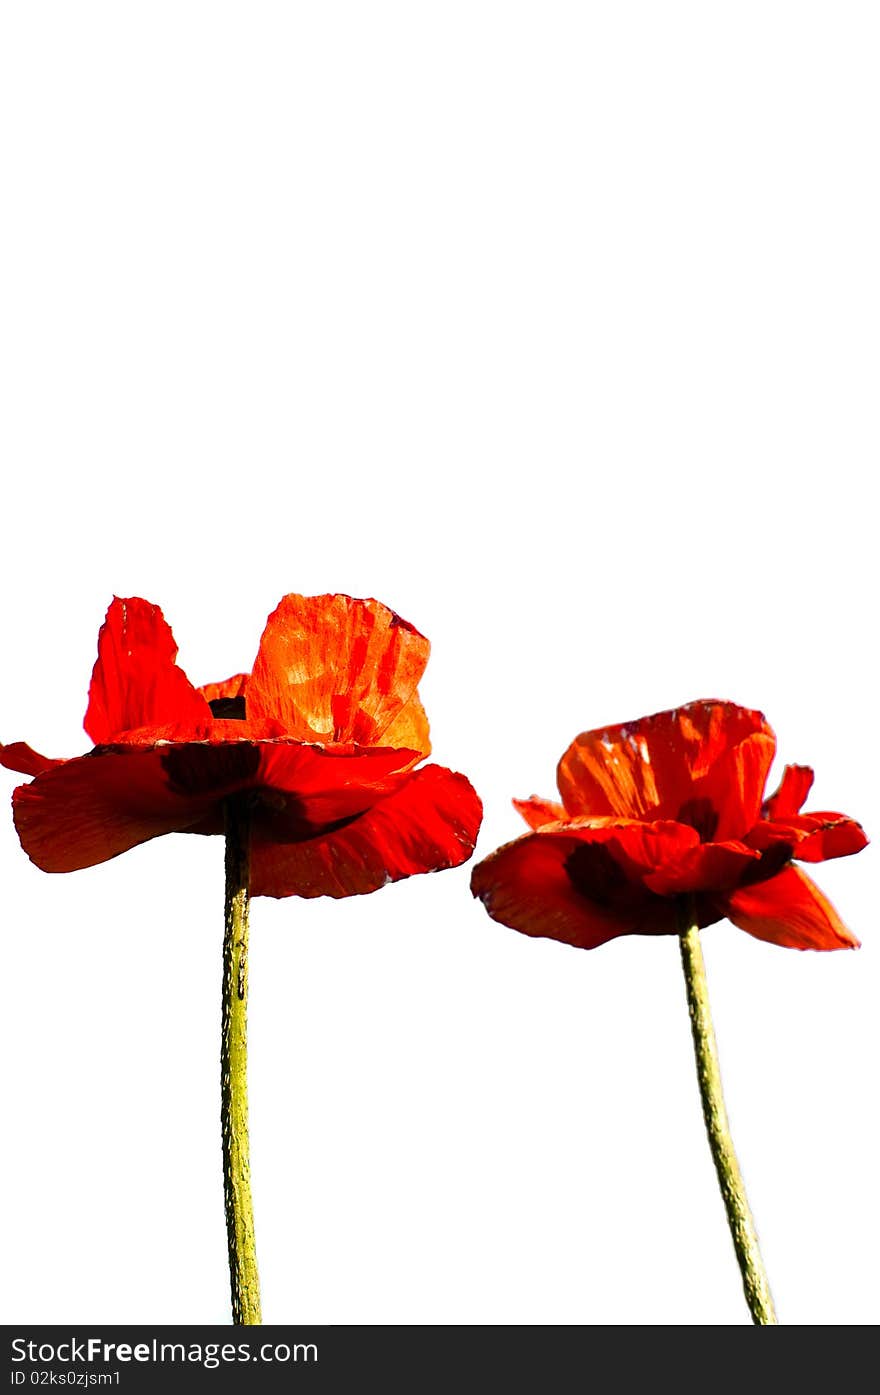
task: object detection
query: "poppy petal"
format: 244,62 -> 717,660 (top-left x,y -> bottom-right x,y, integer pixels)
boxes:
251,742 -> 422,838
725,865 -> 860,950
13,750 -> 209,872
12,741 -> 424,873
685,732 -> 778,841
762,764 -> 814,819
106,716 -> 288,745
471,814 -> 700,948
557,700 -> 775,840
746,813 -> 868,863
380,689 -> 431,759
470,826 -> 681,949
788,815 -> 868,863
643,840 -> 761,896
249,764 -> 482,898
562,817 -> 701,878
84,597 -> 211,744
513,796 -> 569,830
0,741 -> 61,776
199,674 -> 250,706
247,594 -> 430,745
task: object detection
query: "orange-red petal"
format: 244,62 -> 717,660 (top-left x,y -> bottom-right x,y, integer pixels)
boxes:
746,812 -> 867,863
762,764 -> 813,818
253,742 -> 421,836
470,820 -> 697,949
84,597 -> 211,744
198,673 -> 250,705
725,865 -> 860,950
12,741 -> 424,874
643,839 -> 761,895
247,594 -> 430,745
380,689 -> 431,759
471,834 -> 634,949
249,764 -> 482,898
513,796 -> 569,830
105,716 -> 288,745
561,817 -> 701,881
557,700 -> 775,841
0,741 -> 61,776
13,749 -> 210,872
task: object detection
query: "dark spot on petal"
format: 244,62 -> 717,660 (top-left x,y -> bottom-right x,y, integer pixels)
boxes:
739,841 -> 792,886
162,743 -> 261,796
564,843 -> 629,908
209,696 -> 247,720
565,840 -> 675,925
676,798 -> 719,841
251,791 -> 367,844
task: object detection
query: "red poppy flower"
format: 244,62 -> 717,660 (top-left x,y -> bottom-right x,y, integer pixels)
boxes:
1,594 -> 483,897
471,700 -> 866,951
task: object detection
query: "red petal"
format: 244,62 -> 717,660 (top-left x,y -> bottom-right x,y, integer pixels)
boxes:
0,741 -> 61,776
198,673 -> 250,704
247,594 -> 430,744
513,796 -> 568,829
84,597 -> 211,744
762,764 -> 814,818
105,716 -> 287,745
253,742 -> 421,837
12,741 -> 423,873
557,700 -> 775,840
725,865 -> 859,950
380,689 -> 431,759
13,749 -> 210,872
563,817 -> 700,877
470,821 -> 692,950
249,765 -> 482,898
643,839 -> 761,895
747,812 -> 867,863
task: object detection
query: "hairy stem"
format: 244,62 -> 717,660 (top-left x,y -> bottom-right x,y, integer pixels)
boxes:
679,917 -> 777,1324
221,798 -> 262,1324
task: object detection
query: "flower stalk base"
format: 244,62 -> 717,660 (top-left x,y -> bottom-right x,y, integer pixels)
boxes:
221,798 -> 262,1324
679,917 -> 777,1325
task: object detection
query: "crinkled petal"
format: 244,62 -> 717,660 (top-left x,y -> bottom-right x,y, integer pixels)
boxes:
557,700 -> 775,841
12,741 -> 423,873
684,731 -> 777,841
249,764 -> 482,898
746,812 -> 868,863
0,741 -> 62,776
561,818 -> 701,881
247,594 -> 430,744
13,749 -> 211,872
106,716 -> 288,745
725,865 -> 859,950
513,796 -> 569,830
380,689 -> 431,759
251,742 -> 421,839
762,764 -> 814,819
198,674 -> 250,706
84,597 -> 211,744
471,825 -> 682,949
643,839 -> 761,895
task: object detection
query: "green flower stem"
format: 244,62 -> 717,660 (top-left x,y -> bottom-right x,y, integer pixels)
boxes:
221,798 -> 262,1325
678,913 -> 777,1325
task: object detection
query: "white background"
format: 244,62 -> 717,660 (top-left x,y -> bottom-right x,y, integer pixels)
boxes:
1,3 -> 876,1326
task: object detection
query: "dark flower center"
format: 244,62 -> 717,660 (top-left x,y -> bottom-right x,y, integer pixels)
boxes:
676,797 -> 719,841
209,696 -> 247,720
163,743 -> 261,795
565,843 -> 628,906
